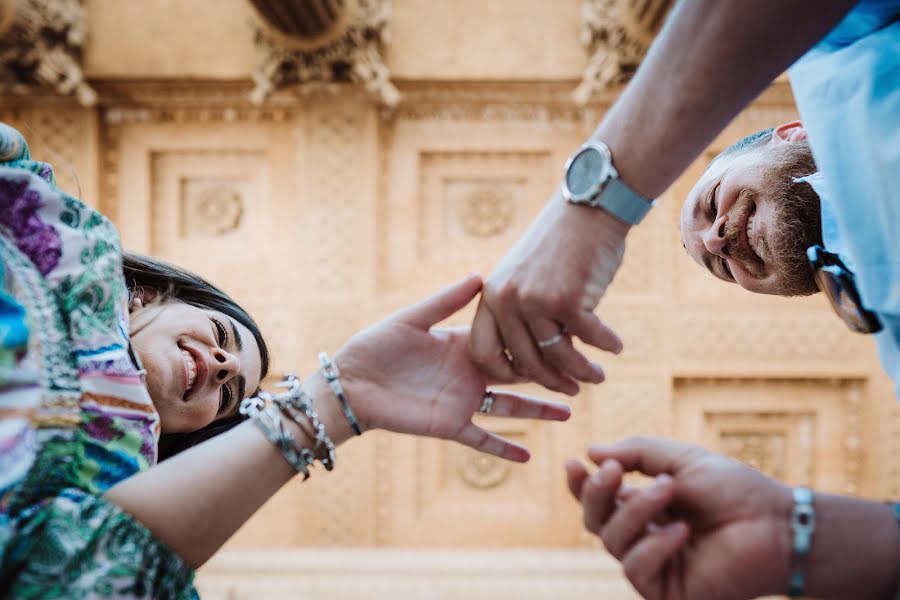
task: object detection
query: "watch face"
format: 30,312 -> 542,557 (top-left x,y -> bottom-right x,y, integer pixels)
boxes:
565,146 -> 609,200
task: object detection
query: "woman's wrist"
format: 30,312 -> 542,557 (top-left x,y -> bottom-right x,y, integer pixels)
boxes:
301,368 -> 357,446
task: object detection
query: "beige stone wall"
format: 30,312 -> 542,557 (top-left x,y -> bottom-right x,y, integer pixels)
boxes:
82,0 -> 585,80
3,2 -> 897,599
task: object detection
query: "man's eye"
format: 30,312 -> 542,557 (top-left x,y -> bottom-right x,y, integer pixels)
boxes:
720,257 -> 733,280
212,318 -> 228,347
708,184 -> 720,217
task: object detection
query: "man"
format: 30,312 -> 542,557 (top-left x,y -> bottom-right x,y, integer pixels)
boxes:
469,0 -> 900,395
680,120 -> 898,387
466,0 -> 899,598
560,122 -> 900,600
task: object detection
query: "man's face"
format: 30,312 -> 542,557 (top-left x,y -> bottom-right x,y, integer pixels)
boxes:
679,137 -> 822,296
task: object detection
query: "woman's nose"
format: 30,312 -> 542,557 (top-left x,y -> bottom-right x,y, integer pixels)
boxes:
702,216 -> 729,257
211,348 -> 240,383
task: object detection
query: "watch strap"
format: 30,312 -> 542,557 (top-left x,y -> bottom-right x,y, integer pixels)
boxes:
595,176 -> 654,225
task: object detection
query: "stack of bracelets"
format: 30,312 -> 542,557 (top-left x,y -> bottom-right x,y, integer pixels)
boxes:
238,352 -> 360,480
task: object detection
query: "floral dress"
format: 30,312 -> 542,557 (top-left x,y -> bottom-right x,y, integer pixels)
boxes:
0,124 -> 196,598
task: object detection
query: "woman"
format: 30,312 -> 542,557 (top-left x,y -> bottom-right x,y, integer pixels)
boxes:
0,123 -> 569,598
122,251 -> 271,460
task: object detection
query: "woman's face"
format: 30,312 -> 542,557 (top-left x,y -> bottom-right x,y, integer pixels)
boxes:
129,299 -> 263,434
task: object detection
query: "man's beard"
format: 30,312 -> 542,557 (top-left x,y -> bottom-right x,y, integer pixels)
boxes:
757,141 -> 822,296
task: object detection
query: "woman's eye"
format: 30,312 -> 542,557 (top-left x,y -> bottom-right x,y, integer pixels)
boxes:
220,384 -> 234,414
212,318 -> 228,347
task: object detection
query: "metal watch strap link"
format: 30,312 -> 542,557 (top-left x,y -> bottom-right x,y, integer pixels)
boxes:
789,487 -> 815,597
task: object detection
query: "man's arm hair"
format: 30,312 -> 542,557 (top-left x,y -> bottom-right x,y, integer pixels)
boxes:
591,0 -> 855,199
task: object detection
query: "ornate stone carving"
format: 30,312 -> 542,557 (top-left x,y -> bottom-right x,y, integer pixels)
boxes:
676,313 -> 860,363
0,0 -> 97,106
455,185 -> 516,239
720,432 -> 785,480
181,183 -> 244,237
248,0 -> 399,106
458,452 -> 511,489
573,0 -> 673,105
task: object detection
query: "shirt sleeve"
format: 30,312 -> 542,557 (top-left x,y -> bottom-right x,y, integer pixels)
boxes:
2,489 -> 197,599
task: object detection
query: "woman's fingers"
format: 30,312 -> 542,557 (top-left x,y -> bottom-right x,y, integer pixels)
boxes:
455,423 -> 530,463
480,391 -> 571,421
396,274 -> 483,330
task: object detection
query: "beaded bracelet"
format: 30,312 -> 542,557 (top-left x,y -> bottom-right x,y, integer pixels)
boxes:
318,352 -> 362,436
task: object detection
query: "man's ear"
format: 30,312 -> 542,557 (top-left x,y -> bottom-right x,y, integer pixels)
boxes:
770,120 -> 807,144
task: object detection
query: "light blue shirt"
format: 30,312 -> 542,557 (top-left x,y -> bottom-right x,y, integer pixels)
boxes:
788,1 -> 900,395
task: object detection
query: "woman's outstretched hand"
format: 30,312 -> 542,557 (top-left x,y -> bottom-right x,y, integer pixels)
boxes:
334,275 -> 571,462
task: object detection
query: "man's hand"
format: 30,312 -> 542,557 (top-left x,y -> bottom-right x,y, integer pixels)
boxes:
470,195 -> 628,395
566,436 -> 793,600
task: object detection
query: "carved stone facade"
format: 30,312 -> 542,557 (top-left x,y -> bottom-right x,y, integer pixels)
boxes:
2,1 -> 898,598
0,0 -> 97,105
248,0 -> 399,106
574,0 -> 673,105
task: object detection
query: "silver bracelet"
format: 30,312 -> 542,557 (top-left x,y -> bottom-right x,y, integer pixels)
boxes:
318,352 -> 362,436
788,487 -> 815,597
271,374 -> 336,471
240,395 -> 314,479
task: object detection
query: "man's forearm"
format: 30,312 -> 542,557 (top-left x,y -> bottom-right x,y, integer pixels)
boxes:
591,0 -> 856,199
803,493 -> 900,599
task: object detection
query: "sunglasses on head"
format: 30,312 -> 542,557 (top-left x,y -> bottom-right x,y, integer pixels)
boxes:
806,245 -> 882,334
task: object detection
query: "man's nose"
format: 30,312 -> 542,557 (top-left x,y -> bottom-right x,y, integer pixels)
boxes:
212,348 -> 240,383
702,216 -> 729,257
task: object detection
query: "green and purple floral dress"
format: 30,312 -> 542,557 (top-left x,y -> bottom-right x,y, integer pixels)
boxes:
0,124 -> 196,598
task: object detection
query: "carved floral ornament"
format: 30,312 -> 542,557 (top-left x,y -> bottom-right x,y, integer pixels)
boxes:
0,0 -> 97,106
247,0 -> 399,107
574,0 -> 673,105
182,183 -> 245,237
456,185 -> 515,239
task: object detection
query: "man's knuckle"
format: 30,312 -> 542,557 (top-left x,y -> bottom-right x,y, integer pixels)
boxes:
622,558 -> 645,585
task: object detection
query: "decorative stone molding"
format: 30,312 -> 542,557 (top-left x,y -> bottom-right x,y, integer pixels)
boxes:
0,0 -> 97,106
248,0 -> 399,107
181,183 -> 244,237
573,0 -> 672,106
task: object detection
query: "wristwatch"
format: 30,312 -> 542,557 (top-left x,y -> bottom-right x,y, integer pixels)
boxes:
561,141 -> 654,225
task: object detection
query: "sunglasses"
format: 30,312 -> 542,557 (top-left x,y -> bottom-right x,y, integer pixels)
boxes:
807,245 -> 882,334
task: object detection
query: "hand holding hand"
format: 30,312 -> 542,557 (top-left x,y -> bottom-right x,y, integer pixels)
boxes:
334,275 -> 572,462
566,436 -> 793,600
469,196 -> 628,396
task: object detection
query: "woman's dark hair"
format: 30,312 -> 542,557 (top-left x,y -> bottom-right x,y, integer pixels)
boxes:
122,251 -> 271,461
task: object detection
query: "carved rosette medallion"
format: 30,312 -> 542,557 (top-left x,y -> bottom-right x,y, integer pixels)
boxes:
248,0 -> 399,106
457,186 -> 515,238
0,0 -> 97,106
459,452 -> 510,489
574,0 -> 673,105
182,184 -> 244,237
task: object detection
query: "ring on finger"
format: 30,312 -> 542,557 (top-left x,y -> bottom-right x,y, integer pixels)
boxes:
538,326 -> 568,349
479,391 -> 495,415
